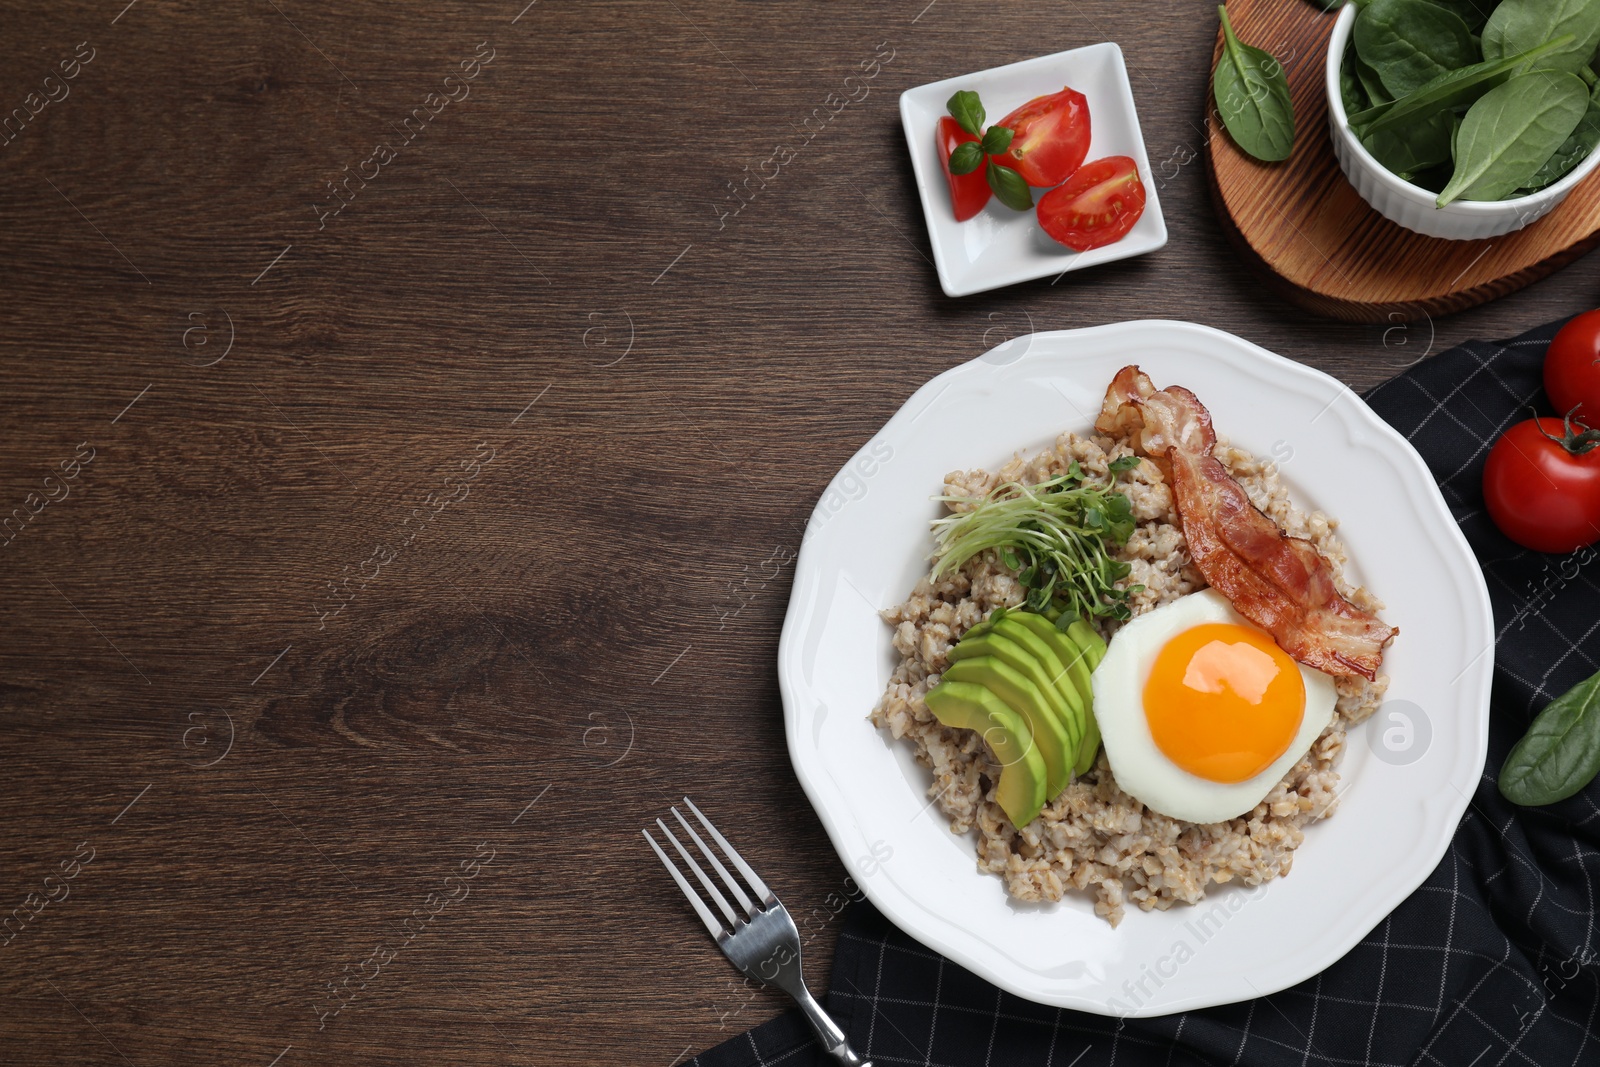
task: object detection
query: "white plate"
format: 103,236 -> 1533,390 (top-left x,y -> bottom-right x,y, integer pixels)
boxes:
899,45 -> 1168,298
778,320 -> 1492,1017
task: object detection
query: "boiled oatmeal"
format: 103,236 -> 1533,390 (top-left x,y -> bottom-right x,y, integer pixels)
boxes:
869,427 -> 1387,926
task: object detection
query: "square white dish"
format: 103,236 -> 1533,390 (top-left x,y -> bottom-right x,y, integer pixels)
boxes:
899,44 -> 1168,298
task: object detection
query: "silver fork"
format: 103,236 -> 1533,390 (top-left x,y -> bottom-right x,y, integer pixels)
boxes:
644,797 -> 871,1067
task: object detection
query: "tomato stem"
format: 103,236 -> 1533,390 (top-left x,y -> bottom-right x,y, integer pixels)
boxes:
1532,405 -> 1600,456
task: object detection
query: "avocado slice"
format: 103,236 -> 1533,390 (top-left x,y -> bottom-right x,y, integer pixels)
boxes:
942,656 -> 1073,796
1070,713 -> 1100,775
1064,621 -> 1108,774
989,617 -> 1088,716
950,627 -> 1084,754
989,617 -> 1098,780
1007,613 -> 1094,698
1052,619 -> 1108,775
1066,618 -> 1107,670
1001,613 -> 1106,777
924,681 -> 1048,828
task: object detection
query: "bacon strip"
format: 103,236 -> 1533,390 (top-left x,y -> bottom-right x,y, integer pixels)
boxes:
1095,365 -> 1396,680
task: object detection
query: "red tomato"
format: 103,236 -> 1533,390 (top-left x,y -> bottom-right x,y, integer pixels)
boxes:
995,88 -> 1091,187
1035,156 -> 1147,251
1546,309 -> 1600,421
1483,417 -> 1600,553
937,116 -> 990,222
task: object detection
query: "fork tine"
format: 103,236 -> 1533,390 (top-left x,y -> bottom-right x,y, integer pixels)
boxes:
642,828 -> 725,940
671,806 -> 757,915
656,818 -> 742,928
683,796 -> 773,903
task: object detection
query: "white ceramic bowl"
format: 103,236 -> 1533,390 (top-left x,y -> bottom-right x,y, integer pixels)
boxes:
1325,3 -> 1600,240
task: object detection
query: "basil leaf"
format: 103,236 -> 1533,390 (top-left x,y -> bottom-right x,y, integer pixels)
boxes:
1354,35 -> 1576,134
986,161 -> 1034,210
1437,69 -> 1589,205
1523,77 -> 1600,189
947,90 -> 985,137
1499,667 -> 1600,806
1214,4 -> 1296,161
1362,107 -> 1458,174
980,125 -> 1015,156
1484,0 -> 1600,75
1355,0 -> 1478,98
948,141 -> 983,175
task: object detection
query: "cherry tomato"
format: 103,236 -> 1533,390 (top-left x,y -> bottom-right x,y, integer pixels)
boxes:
1035,156 -> 1147,251
1483,416 -> 1600,553
937,116 -> 990,222
995,87 -> 1091,187
1546,309 -> 1600,421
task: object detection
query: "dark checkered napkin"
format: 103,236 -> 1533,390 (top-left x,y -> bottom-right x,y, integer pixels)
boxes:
695,318 -> 1600,1067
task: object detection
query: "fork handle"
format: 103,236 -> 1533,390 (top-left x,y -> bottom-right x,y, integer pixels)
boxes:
791,985 -> 870,1067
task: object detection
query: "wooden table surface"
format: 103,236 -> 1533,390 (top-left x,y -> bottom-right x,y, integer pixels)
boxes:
1,2 -> 1594,1065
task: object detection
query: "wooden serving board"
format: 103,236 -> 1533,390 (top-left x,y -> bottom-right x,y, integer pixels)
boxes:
1205,0 -> 1600,323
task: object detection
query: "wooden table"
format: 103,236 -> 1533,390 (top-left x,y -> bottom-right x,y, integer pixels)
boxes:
0,3 -> 1591,1064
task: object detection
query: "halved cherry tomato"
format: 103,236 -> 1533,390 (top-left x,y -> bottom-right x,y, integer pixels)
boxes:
995,87 -> 1091,187
1546,309 -> 1600,421
1483,416 -> 1600,554
1035,156 -> 1146,251
937,116 -> 990,222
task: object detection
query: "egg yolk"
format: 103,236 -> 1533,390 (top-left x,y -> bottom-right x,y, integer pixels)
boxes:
1143,622 -> 1305,784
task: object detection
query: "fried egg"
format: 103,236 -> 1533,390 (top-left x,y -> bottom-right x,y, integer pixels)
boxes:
1092,589 -> 1336,824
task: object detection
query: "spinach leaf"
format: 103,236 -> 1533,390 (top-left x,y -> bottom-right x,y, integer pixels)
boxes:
1352,35 -> 1575,134
1437,69 -> 1589,204
1356,52 -> 1395,109
1522,77 -> 1600,189
1424,0 -> 1496,33
1499,667 -> 1600,806
1355,0 -> 1479,97
1408,160 -> 1456,190
1214,4 -> 1296,161
1342,43 -> 1373,115
1362,107 -> 1458,174
1483,0 -> 1600,74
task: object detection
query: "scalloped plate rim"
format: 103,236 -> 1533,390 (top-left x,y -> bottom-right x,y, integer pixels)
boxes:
777,319 -> 1492,1016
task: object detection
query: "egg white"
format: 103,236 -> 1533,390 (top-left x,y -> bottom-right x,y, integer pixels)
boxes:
1091,588 -> 1337,824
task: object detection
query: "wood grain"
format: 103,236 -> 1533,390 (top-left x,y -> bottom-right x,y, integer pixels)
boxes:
0,3 -> 1596,1066
1207,0 -> 1600,323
